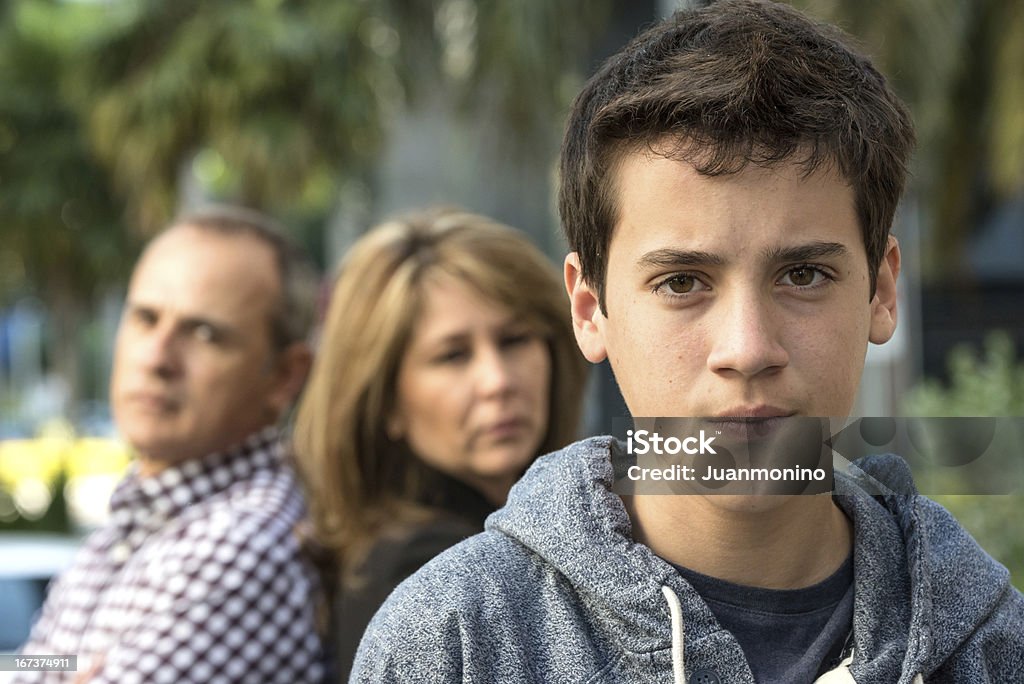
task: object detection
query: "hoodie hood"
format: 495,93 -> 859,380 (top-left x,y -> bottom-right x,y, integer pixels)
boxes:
490,436 -> 698,654
487,436 -> 1016,681
842,454 -> 1014,679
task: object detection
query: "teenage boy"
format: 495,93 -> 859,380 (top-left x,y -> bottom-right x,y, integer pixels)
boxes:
351,2 -> 1024,682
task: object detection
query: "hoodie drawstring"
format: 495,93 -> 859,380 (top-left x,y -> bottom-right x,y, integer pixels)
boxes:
662,585 -> 687,684
661,586 -> 927,684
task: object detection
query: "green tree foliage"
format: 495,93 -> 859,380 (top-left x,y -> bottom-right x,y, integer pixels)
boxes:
0,3 -> 131,306
61,0 -> 608,235
0,0 -> 608,401
904,332 -> 1024,588
794,0 -> 1024,281
73,1 -> 389,233
906,332 -> 1024,417
0,2 -> 134,398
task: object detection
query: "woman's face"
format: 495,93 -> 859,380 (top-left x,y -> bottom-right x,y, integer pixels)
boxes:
391,276 -> 552,503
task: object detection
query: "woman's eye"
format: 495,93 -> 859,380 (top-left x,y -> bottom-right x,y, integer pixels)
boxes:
500,332 -> 532,348
434,349 -> 469,364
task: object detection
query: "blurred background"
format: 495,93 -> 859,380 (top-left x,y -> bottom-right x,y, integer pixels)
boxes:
1,0 -> 1022,650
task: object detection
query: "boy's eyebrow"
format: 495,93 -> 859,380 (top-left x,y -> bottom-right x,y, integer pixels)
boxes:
636,241 -> 852,271
636,249 -> 725,270
762,241 -> 851,263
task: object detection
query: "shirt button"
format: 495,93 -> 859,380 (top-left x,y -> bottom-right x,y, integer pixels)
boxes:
111,542 -> 131,564
690,669 -> 721,684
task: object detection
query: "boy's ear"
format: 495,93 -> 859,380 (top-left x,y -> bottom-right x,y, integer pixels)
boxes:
565,252 -> 608,364
869,236 -> 901,344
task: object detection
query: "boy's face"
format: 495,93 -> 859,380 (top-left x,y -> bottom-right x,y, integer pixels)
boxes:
566,148 -> 900,422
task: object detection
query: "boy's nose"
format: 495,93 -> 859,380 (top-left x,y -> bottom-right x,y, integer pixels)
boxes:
705,291 -> 789,378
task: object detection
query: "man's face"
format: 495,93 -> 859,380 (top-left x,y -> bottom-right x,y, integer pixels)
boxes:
110,226 -> 294,470
567,149 -> 900,423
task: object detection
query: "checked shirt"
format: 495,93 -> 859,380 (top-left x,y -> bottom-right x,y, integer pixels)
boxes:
16,427 -> 325,683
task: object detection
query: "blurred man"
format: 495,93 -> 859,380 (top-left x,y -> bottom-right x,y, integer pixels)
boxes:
352,2 -> 1024,682
17,206 -> 325,683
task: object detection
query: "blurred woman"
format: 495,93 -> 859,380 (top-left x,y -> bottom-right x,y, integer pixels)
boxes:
293,208 -> 588,678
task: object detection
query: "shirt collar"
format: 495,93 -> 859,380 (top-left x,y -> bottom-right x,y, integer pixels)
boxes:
108,425 -> 284,539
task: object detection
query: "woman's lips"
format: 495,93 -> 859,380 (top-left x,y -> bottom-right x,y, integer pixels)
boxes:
480,417 -> 529,441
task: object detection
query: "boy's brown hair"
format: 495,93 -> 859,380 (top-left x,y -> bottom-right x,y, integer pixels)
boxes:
559,0 -> 915,311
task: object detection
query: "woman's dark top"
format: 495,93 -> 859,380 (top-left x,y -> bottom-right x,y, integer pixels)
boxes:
333,469 -> 495,681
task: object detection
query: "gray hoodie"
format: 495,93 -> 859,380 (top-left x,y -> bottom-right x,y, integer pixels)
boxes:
351,437 -> 1024,683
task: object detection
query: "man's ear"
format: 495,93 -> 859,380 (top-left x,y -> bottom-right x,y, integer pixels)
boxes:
869,236 -> 901,344
267,341 -> 314,418
565,252 -> 608,364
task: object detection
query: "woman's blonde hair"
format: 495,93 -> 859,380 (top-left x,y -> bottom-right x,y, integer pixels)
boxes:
293,208 -> 588,577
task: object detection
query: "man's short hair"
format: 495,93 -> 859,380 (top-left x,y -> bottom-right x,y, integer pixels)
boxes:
171,205 -> 319,349
558,0 -> 916,310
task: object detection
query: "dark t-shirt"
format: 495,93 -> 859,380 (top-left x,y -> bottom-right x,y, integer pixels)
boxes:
674,555 -> 854,683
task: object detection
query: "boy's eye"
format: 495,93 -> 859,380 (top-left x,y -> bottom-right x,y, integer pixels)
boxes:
655,274 -> 709,296
667,276 -> 698,294
789,268 -> 815,286
779,266 -> 830,288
